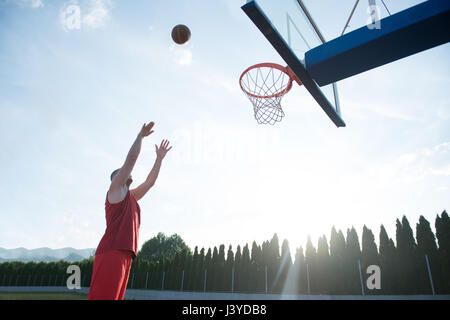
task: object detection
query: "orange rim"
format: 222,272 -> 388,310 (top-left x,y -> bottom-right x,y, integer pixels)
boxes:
239,63 -> 302,99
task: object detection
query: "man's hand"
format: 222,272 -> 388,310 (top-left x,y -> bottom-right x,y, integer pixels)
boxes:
139,122 -> 155,138
155,139 -> 172,160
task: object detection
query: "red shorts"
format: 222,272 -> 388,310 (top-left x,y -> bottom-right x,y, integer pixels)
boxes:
88,249 -> 133,300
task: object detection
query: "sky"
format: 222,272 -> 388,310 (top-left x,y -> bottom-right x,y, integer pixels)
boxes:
0,0 -> 449,258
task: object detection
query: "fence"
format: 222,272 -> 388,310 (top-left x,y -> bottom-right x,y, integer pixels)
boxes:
0,255 -> 441,295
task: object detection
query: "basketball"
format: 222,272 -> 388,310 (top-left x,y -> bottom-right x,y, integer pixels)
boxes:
171,24 -> 191,45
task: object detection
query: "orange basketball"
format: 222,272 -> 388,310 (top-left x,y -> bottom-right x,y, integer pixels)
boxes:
171,24 -> 191,45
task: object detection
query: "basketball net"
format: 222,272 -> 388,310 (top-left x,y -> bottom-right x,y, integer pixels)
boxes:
239,63 -> 302,125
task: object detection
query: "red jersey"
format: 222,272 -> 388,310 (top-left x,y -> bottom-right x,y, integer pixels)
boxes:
95,190 -> 141,258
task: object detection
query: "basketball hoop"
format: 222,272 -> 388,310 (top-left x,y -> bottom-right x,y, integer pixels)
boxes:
239,63 -> 302,125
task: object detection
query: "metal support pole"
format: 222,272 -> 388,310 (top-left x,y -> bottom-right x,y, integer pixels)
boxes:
425,254 -> 435,295
264,264 -> 267,293
341,0 -> 360,36
145,272 -> 149,289
181,270 -> 184,291
306,264 -> 311,295
358,259 -> 365,296
203,269 -> 207,292
130,273 -> 135,289
161,271 -> 165,290
231,267 -> 235,293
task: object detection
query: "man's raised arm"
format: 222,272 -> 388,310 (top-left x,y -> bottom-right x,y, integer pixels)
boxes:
110,122 -> 155,190
131,139 -> 172,201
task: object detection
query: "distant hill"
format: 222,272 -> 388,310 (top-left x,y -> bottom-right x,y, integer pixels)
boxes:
0,247 -> 95,262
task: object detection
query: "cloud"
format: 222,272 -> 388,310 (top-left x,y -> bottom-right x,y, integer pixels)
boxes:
29,0 -> 43,8
4,0 -> 44,8
372,141 -> 450,184
60,0 -> 112,31
171,47 -> 193,66
82,0 -> 112,28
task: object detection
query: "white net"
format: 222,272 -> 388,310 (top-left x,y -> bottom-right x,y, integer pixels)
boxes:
240,64 -> 293,125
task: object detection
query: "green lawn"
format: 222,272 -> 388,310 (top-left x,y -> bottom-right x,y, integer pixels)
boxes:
0,291 -> 88,300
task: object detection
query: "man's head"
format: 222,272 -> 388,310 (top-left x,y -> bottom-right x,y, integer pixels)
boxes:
110,168 -> 133,187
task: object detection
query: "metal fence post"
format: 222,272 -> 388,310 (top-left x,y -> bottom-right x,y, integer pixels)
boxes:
145,272 -> 149,289
425,254 -> 435,295
265,265 -> 268,294
306,264 -> 310,295
161,271 -> 165,290
358,259 -> 365,296
231,267 -> 235,293
130,273 -> 135,289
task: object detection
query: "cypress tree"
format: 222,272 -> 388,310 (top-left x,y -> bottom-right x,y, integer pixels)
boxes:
210,247 -> 219,291
225,245 -> 234,292
241,244 -> 251,292
396,216 -> 418,294
416,216 -> 439,293
344,227 -> 362,294
261,240 -> 271,292
316,235 -> 330,294
276,239 -> 293,293
204,248 -> 212,291
379,224 -> 397,294
234,245 -> 241,292
361,226 -> 379,295
218,244 -> 226,291
294,246 -> 307,294
268,234 -> 280,292
329,227 -> 346,294
250,241 -> 263,292
198,248 -> 205,291
435,210 -> 450,293
251,241 -> 263,267
261,240 -> 270,269
305,236 -> 316,294
188,246 -> 199,291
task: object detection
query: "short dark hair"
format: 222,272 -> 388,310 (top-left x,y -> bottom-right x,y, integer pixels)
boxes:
110,168 -> 121,181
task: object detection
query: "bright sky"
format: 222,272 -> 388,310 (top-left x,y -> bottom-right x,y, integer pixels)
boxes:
0,0 -> 449,257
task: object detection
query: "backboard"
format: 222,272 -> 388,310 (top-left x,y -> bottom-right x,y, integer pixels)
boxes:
242,0 -> 450,127
242,0 -> 345,127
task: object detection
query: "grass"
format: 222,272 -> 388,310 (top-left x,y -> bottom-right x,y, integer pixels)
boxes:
0,291 -> 88,300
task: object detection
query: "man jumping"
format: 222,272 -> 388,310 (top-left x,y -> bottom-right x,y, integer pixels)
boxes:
88,122 -> 172,300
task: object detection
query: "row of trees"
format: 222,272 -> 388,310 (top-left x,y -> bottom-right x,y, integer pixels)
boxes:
1,211 -> 449,294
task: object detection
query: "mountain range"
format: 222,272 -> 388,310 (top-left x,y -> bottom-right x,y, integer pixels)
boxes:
0,247 -> 95,263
